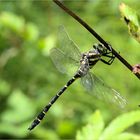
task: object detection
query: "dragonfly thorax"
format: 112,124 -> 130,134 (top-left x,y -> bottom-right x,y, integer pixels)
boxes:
78,51 -> 101,77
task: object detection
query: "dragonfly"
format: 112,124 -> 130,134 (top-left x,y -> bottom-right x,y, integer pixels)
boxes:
28,25 -> 127,131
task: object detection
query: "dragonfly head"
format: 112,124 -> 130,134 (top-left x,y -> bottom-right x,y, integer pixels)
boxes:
93,43 -> 107,54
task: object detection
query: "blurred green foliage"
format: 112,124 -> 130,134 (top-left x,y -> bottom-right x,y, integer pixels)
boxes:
0,0 -> 140,139
76,110 -> 140,140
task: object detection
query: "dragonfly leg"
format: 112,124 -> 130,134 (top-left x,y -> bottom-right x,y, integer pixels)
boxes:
100,56 -> 115,65
101,49 -> 115,65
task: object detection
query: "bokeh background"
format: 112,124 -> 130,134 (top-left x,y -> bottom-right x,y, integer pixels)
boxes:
0,0 -> 140,139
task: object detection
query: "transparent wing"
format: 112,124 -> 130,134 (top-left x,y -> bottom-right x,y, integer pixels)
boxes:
58,25 -> 81,62
50,47 -> 79,74
81,72 -> 93,91
81,72 -> 127,108
50,25 -> 81,74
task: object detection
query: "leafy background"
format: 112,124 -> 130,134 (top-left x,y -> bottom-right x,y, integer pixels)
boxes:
0,0 -> 140,139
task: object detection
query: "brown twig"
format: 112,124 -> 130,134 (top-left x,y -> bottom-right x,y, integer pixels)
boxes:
53,0 -> 140,79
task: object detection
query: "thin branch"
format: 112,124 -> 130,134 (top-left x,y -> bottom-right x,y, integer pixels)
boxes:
53,0 -> 140,79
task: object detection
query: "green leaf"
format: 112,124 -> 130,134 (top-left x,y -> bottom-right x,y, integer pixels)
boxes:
0,12 -> 24,34
99,110 -> 140,140
76,110 -> 104,140
1,89 -> 36,123
119,3 -> 140,43
0,89 -> 36,137
0,12 -> 39,41
114,132 -> 140,140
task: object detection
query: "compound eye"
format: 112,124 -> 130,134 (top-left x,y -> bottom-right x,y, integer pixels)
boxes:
93,45 -> 96,49
93,43 -> 98,49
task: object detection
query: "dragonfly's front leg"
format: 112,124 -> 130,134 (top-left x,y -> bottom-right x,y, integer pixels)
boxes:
100,46 -> 115,65
100,53 -> 115,65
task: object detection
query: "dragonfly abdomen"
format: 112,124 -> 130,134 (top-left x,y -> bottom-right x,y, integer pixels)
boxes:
28,73 -> 80,131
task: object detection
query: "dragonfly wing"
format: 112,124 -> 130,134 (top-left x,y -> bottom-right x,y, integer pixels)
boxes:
50,25 -> 81,74
50,47 -> 79,75
81,72 -> 93,92
50,47 -> 67,74
81,72 -> 127,108
58,25 -> 81,62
